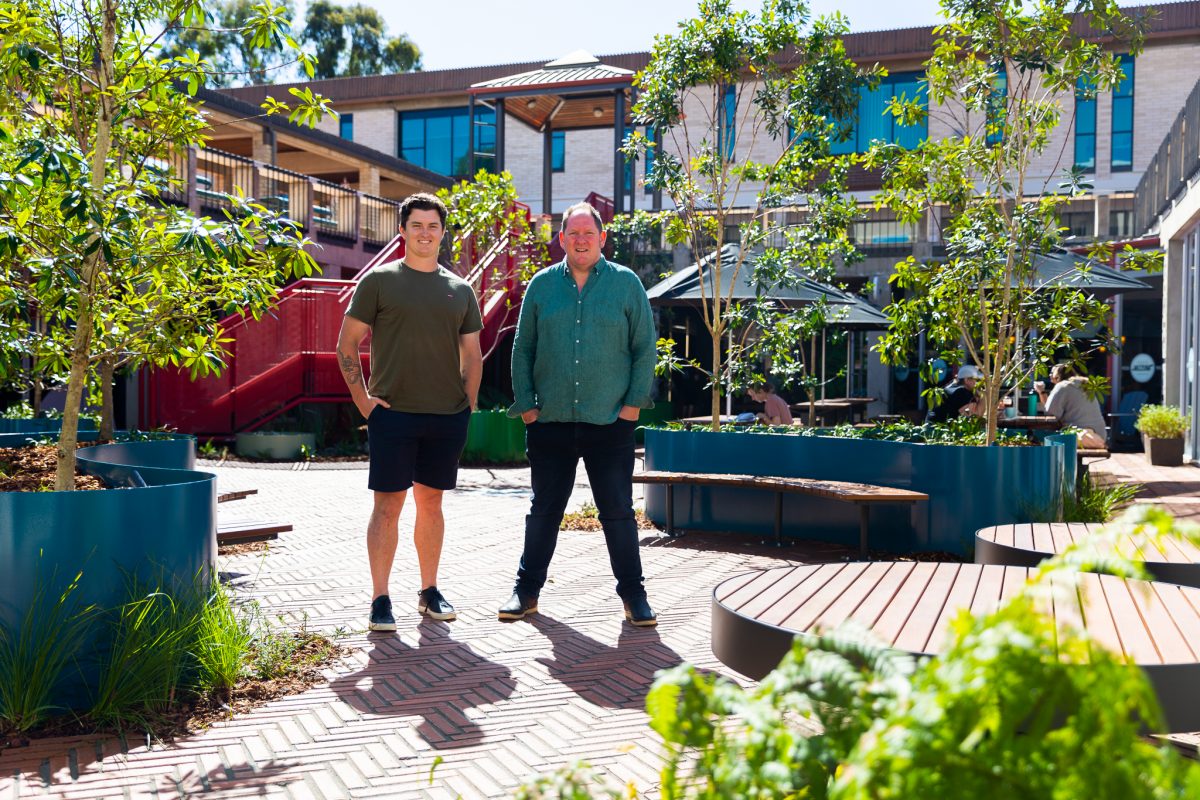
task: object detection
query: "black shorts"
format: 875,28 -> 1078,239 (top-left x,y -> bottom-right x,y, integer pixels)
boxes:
367,407 -> 471,492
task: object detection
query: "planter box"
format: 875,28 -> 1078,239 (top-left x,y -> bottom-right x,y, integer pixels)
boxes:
462,410 -> 527,463
643,428 -> 1067,557
0,435 -> 214,707
235,431 -> 316,460
1144,434 -> 1185,467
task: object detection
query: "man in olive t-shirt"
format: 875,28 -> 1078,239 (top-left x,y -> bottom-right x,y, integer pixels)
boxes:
337,193 -> 483,631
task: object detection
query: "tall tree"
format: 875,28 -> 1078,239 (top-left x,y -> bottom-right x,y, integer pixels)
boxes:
625,0 -> 871,429
869,0 -> 1159,444
161,0 -> 295,87
0,0 -> 333,488
302,0 -> 421,80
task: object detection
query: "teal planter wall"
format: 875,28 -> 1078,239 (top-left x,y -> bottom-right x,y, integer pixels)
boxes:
0,418 -> 99,448
0,435 -> 214,707
643,428 -> 1065,556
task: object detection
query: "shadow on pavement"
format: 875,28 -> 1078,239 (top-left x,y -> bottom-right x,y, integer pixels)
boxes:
329,620 -> 516,749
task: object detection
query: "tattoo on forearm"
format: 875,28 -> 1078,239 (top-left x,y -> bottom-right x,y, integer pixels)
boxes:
338,351 -> 362,387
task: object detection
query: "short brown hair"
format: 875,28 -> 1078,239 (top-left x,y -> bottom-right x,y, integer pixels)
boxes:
559,202 -> 604,234
399,192 -> 448,228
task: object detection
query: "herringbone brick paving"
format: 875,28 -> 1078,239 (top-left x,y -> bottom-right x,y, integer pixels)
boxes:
1,459 -> 846,799
7,452 -> 1196,798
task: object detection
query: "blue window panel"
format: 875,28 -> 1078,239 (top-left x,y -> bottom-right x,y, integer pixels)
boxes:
823,71 -> 926,154
721,85 -> 737,160
551,131 -> 565,173
1111,55 -> 1134,171
987,67 -> 1007,145
1075,74 -> 1097,172
857,84 -> 891,149
643,125 -> 655,193
397,106 -> 495,177
339,113 -> 354,141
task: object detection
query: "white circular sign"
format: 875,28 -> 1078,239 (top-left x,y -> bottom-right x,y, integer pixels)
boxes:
1129,353 -> 1156,384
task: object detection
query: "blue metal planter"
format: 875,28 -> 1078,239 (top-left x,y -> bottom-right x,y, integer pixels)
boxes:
0,435 -> 214,708
643,428 -> 1065,556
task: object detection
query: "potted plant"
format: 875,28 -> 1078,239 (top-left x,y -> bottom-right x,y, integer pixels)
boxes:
1135,405 -> 1190,466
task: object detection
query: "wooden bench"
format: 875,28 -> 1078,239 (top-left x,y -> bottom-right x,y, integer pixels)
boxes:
216,519 -> 291,545
217,488 -> 259,504
712,562 -> 1200,732
632,470 -> 928,556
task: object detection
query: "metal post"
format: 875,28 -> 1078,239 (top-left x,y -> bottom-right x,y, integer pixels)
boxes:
666,484 -> 676,537
652,125 -> 664,211
613,89 -> 625,214
1111,294 -> 1124,414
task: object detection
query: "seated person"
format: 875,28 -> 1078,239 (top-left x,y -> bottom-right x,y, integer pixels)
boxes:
926,365 -> 982,423
748,382 -> 793,425
1035,363 -> 1107,449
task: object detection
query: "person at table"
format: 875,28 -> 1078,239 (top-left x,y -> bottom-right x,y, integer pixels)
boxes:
926,365 -> 982,423
748,382 -> 793,425
1035,363 -> 1107,448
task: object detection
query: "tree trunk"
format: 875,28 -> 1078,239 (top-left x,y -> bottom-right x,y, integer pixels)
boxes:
99,356 -> 115,441
31,380 -> 42,418
54,0 -> 117,491
710,326 -> 722,431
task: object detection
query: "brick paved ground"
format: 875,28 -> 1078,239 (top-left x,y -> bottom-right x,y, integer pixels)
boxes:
5,451 -> 1198,798
0,459 -> 848,799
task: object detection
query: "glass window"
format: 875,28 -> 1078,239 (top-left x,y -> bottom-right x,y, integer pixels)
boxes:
1109,209 -> 1133,239
339,113 -> 354,141
987,66 -> 1007,145
1060,210 -> 1093,239
397,106 -> 496,178
721,85 -> 737,160
1111,54 -> 1134,172
1074,75 -> 1097,172
644,125 -> 656,195
826,71 -> 927,154
551,131 -> 565,173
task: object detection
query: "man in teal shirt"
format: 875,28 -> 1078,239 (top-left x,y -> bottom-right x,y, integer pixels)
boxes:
499,202 -> 658,625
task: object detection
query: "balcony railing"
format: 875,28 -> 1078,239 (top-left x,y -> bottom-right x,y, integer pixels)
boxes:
156,145 -> 403,251
1134,76 -> 1200,236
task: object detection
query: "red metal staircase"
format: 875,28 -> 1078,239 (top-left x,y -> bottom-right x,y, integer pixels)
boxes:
141,204 -> 538,436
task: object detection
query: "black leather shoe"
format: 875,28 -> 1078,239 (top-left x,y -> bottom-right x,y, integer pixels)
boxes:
417,586 -> 457,621
623,595 -> 657,627
497,591 -> 538,620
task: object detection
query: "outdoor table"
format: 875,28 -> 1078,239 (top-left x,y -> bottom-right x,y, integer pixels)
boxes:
789,399 -> 854,426
678,415 -> 746,428
821,397 -> 877,423
997,415 -> 1061,432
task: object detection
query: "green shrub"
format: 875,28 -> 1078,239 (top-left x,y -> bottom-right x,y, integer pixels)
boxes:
0,568 -> 93,732
193,579 -> 253,698
1136,405 -> 1189,439
88,582 -> 202,729
1062,473 -> 1141,523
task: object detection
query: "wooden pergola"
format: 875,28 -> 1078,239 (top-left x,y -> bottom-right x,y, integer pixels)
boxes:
468,50 -> 662,215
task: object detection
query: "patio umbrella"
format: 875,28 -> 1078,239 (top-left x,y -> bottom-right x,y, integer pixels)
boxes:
647,243 -> 888,327
1033,249 -> 1152,297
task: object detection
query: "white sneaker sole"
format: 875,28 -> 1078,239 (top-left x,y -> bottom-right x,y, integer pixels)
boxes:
368,619 -> 397,631
497,604 -> 538,621
419,606 -> 457,621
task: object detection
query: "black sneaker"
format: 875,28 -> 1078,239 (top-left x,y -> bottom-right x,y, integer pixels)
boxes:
497,591 -> 538,621
368,595 -> 396,631
623,595 -> 657,627
417,586 -> 457,621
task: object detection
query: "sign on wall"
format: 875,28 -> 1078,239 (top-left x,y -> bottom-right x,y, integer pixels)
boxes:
1129,353 -> 1157,384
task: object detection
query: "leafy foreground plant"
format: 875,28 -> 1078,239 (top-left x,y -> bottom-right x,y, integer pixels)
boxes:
0,567 -> 93,733
525,507 -> 1200,798
1061,472 -> 1141,523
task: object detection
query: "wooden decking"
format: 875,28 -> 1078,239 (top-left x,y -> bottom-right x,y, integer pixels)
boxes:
976,522 -> 1200,589
712,562 -> 1200,732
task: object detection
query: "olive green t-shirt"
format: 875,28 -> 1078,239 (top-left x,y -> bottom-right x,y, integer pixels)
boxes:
346,261 -> 483,414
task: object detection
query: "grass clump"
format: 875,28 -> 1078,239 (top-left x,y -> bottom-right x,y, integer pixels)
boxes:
1062,474 -> 1142,523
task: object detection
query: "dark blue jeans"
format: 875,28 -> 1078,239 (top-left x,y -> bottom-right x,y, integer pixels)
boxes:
515,418 -> 645,601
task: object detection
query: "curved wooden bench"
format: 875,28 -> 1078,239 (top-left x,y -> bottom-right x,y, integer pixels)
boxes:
976,522 -> 1200,589
633,470 -> 928,555
712,562 -> 1200,732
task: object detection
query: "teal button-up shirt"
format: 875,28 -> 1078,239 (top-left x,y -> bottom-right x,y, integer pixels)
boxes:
508,257 -> 656,424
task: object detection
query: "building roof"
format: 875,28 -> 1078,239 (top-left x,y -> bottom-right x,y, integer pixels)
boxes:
469,51 -> 635,93
195,87 -> 453,189
219,1 -> 1199,109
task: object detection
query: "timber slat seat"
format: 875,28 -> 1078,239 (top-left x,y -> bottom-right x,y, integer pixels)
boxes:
712,562 -> 1200,732
976,521 -> 1200,588
216,519 -> 291,545
217,488 -> 259,504
632,470 -> 928,555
